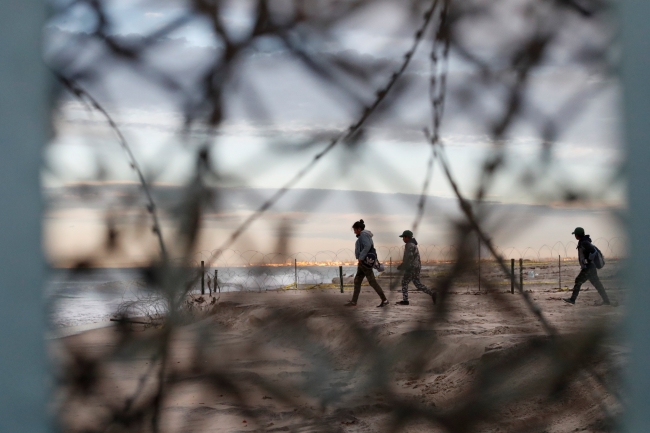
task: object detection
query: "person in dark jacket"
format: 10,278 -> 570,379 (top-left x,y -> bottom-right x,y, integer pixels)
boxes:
563,227 -> 611,305
344,220 -> 389,307
395,230 -> 436,306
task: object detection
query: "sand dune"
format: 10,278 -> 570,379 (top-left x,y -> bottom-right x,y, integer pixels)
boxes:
55,262 -> 623,432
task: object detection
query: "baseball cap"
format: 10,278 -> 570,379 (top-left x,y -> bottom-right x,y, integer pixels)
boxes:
399,230 -> 414,238
572,227 -> 585,237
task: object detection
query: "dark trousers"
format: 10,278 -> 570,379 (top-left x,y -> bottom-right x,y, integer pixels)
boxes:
571,267 -> 610,304
352,265 -> 386,303
401,266 -> 435,301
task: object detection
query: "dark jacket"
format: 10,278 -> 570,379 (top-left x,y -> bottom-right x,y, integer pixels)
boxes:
398,238 -> 421,271
577,235 -> 597,270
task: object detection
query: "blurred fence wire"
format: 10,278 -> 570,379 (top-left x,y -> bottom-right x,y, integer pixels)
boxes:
45,0 -> 624,432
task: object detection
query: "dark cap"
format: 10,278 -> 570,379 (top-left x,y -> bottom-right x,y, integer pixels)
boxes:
399,230 -> 414,238
572,227 -> 585,237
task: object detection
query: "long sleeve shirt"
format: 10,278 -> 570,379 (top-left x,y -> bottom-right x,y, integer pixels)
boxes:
401,238 -> 421,270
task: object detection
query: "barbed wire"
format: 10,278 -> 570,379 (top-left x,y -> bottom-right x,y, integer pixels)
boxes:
46,0 -> 623,432
173,238 -> 626,294
186,237 -> 625,268
55,74 -> 168,261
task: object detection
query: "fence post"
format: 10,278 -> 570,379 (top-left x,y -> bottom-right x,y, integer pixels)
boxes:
215,269 -> 219,294
389,257 -> 392,290
339,266 -> 344,293
0,2 -> 48,429
519,258 -> 523,291
622,2 -> 650,428
478,237 -> 481,292
558,255 -> 561,290
511,258 -> 515,294
294,258 -> 298,289
201,260 -> 205,295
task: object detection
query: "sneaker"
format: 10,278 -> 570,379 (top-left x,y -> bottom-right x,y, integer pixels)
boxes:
344,301 -> 357,307
395,300 -> 410,305
377,300 -> 389,308
562,298 -> 575,305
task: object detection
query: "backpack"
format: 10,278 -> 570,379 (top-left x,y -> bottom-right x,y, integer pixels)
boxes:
590,245 -> 606,269
361,246 -> 385,272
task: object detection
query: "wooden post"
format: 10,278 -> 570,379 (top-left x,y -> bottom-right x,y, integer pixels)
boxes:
558,255 -> 561,290
294,259 -> 298,289
201,260 -> 205,295
511,258 -> 515,294
519,258 -> 523,291
339,266 -> 344,293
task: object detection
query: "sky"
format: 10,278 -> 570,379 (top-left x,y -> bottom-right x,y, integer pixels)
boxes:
44,185 -> 624,267
42,0 -> 625,265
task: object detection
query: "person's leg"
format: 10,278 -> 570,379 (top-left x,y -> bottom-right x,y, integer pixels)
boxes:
569,268 -> 590,302
411,269 -> 434,296
587,268 -> 611,304
351,265 -> 365,304
363,266 -> 387,301
401,272 -> 413,302
411,272 -> 437,305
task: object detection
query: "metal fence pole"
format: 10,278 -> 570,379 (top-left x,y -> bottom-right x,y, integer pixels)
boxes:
201,260 -> 205,295
511,259 -> 515,294
389,257 -> 392,290
339,266 -> 344,293
294,259 -> 298,289
623,1 -> 650,429
215,269 -> 219,294
519,258 -> 523,291
478,238 -> 481,292
558,255 -> 561,290
0,1 -> 48,430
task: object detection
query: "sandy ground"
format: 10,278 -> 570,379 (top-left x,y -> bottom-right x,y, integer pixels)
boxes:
54,260 -> 624,433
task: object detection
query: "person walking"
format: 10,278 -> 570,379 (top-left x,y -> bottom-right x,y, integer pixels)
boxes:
563,227 -> 611,306
344,219 -> 389,307
395,230 -> 436,306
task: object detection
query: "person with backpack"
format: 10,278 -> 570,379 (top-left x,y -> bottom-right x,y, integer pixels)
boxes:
395,230 -> 437,306
563,227 -> 611,306
344,219 -> 389,307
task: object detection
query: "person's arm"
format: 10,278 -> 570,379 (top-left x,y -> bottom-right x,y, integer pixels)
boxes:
578,240 -> 595,267
400,243 -> 414,270
358,233 -> 372,260
584,240 -> 598,262
578,244 -> 587,268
